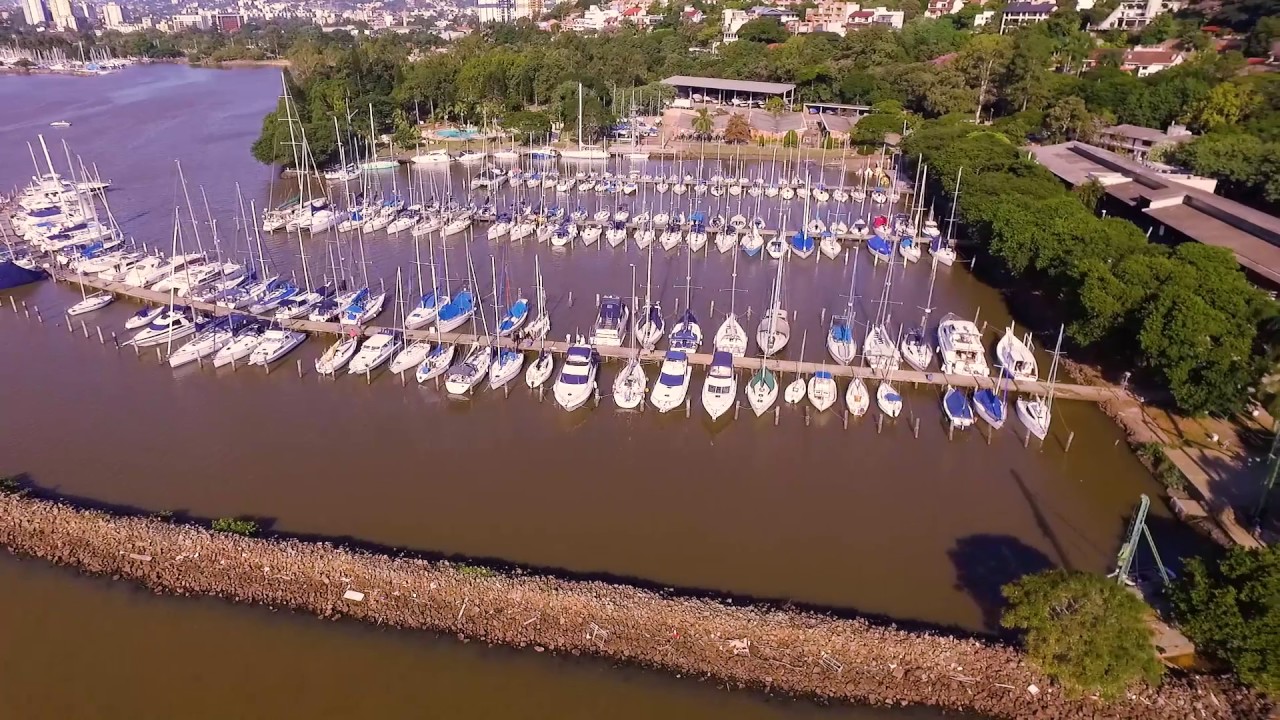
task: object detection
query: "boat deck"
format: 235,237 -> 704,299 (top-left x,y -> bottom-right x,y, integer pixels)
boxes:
48,268 -> 1112,403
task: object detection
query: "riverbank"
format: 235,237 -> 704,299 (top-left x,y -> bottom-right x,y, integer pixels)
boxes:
0,488 -> 1267,720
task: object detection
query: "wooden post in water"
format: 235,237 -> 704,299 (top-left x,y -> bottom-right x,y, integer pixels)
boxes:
400,371 -> 406,387
877,414 -> 883,434
133,341 -> 140,357
35,306 -> 42,323
297,359 -> 303,378
1024,429 -> 1031,448
1065,431 -> 1075,453
568,291 -> 574,307
734,401 -> 740,420
65,313 -> 72,332
913,417 -> 920,438
709,300 -> 715,320
804,407 -> 810,427
96,326 -> 104,345
842,409 -> 848,430
81,320 -> 89,338
111,332 -> 118,349
986,425 -> 992,445
948,423 -> 955,441
684,397 -> 690,418
155,347 -> 162,363
820,307 -> 826,325
774,406 -> 780,426
8,296 -> 15,312
365,368 -> 371,385
197,355 -> 203,369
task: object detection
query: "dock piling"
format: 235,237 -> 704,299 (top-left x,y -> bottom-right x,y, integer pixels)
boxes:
774,406 -> 780,426
538,385 -> 544,402
155,347 -> 162,364
366,368 -> 371,385
504,384 -> 509,398
568,291 -> 574,307
400,371 -> 406,387
35,306 -> 41,323
684,397 -> 690,418
197,355 -> 203,369
820,308 -> 826,324
913,417 -> 920,438
8,296 -> 15,312
877,414 -> 883,434
111,332 -> 118,349
1065,431 -> 1075,453
842,410 -> 848,430
804,407 -> 810,427
297,359 -> 303,378
986,426 -> 992,445
948,423 -> 955,441
81,320 -> 88,338
96,326 -> 104,345
1024,429 -> 1031,448
709,301 -> 715,320
133,342 -> 139,357
734,401 -> 740,420
65,314 -> 72,332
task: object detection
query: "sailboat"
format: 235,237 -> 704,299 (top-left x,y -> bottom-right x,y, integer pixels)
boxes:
942,385 -> 974,429
613,265 -> 648,409
445,251 -> 494,395
635,241 -> 664,349
826,250 -> 860,364
525,346 -> 555,388
863,257 -> 902,373
745,353 -> 778,416
900,257 -> 938,371
701,350 -> 738,420
973,375 -> 1008,430
756,243 -> 790,356
523,255 -> 551,341
997,323 -> 1038,381
1016,326 -> 1061,441
929,169 -> 961,267
559,83 -> 609,160
669,247 -> 701,353
807,368 -> 837,412
713,247 -> 747,356
315,331 -> 361,375
66,270 -> 113,316
876,379 -> 902,418
845,375 -> 870,417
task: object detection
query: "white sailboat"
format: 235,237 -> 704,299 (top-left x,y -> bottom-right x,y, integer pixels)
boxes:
635,240 -> 664,350
613,266 -> 647,409
1016,326 -> 1062,441
488,257 -> 525,389
807,369 -> 837,412
845,375 -> 870,417
826,250 -> 859,364
900,257 -> 938,371
756,248 -> 790,356
525,347 -> 555,388
713,246 -> 748,356
997,323 -> 1038,381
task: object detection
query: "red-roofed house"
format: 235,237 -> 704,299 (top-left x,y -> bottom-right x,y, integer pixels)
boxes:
1086,46 -> 1187,76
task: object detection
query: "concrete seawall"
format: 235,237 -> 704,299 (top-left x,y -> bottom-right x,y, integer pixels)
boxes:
0,491 -> 1266,719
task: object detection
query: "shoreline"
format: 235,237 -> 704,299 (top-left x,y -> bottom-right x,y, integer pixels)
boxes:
0,488 -> 1267,720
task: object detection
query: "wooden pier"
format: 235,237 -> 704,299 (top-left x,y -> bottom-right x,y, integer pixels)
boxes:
46,268 -> 1114,404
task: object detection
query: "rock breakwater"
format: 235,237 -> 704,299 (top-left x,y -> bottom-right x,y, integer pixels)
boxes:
0,492 -> 1268,719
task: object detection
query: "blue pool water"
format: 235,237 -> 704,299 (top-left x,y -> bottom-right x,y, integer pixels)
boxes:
437,128 -> 477,139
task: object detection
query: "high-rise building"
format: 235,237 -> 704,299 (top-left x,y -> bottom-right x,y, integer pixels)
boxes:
22,0 -> 50,26
47,0 -> 80,30
102,1 -> 124,27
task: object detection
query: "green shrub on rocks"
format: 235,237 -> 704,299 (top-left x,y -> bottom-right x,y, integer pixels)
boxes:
1002,569 -> 1162,698
0,475 -> 21,495
211,518 -> 259,536
458,564 -> 495,578
1170,545 -> 1280,693
1135,442 -> 1188,491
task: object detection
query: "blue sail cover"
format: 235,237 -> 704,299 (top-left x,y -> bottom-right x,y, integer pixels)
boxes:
0,261 -> 46,289
438,289 -> 475,322
974,388 -> 1005,421
830,320 -> 852,343
867,234 -> 893,259
790,231 -> 814,254
944,388 -> 973,421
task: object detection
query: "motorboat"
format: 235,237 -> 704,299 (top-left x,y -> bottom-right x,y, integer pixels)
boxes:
457,150 -> 487,163
524,350 -> 555,388
348,330 -> 402,375
213,323 -> 264,368
807,370 -> 837,413
701,351 -> 738,420
415,343 -> 456,383
943,386 -> 974,429
589,296 -> 629,347
745,364 -> 778,416
876,381 -> 902,418
445,343 -> 493,395
128,308 -> 200,348
553,343 -> 598,411
411,149 -> 452,164
937,313 -> 990,376
488,347 -> 525,389
613,354 -> 647,409
845,376 -> 870,417
315,335 -> 360,375
124,305 -> 164,330
997,325 -> 1038,381
251,328 -> 307,366
649,350 -> 691,413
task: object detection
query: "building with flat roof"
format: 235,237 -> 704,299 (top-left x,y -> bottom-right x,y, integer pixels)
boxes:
1091,0 -> 1185,30
1030,141 -> 1280,287
998,1 -> 1056,32
661,75 -> 797,107
1096,123 -> 1194,161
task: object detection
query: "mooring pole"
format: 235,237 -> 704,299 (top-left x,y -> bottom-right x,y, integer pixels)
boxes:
1065,431 -> 1075,453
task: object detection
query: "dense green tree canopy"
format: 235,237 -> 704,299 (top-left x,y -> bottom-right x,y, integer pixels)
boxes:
1002,570 -> 1162,698
1171,545 -> 1280,692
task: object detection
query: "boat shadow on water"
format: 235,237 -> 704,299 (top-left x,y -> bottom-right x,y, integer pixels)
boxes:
3,472 -> 1014,644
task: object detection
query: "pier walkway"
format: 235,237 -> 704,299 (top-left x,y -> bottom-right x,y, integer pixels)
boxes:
48,268 -> 1113,403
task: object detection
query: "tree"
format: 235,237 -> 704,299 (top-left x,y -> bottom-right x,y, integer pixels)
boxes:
782,129 -> 798,147
763,96 -> 785,117
1182,82 -> 1261,133
1170,545 -> 1280,692
1073,178 -> 1105,212
724,113 -> 752,143
691,107 -> 715,139
735,17 -> 788,44
852,112 -> 908,146
1042,96 -> 1096,143
1001,570 -> 1162,698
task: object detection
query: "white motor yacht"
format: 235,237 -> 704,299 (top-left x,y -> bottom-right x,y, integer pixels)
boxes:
701,351 -> 738,420
937,313 -> 990,377
129,309 -> 199,347
650,351 -> 692,413
249,328 -> 306,366
553,343 -> 598,411
348,330 -> 402,375
213,324 -> 265,368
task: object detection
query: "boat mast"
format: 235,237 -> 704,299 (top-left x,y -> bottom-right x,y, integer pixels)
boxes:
945,167 -> 963,248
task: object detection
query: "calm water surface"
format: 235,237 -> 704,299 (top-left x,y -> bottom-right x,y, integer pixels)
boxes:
0,66 -> 1175,719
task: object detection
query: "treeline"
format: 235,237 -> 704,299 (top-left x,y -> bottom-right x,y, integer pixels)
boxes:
903,121 -> 1272,414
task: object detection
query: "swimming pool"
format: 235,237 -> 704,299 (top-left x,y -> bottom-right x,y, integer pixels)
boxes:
436,128 -> 477,140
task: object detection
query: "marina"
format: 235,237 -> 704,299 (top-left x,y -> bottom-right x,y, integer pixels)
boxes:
0,65 -> 1203,720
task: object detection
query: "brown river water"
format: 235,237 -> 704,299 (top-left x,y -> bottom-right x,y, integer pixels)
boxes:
0,66 -> 1189,719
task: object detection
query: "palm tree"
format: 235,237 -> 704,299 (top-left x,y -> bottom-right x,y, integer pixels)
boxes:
691,107 -> 714,139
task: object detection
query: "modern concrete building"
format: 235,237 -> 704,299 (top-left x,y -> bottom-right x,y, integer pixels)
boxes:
47,0 -> 79,30
661,76 -> 797,108
21,0 -> 50,26
998,1 -> 1056,33
1095,123 -> 1194,162
101,1 -> 123,28
1031,141 -> 1280,287
1092,0 -> 1185,30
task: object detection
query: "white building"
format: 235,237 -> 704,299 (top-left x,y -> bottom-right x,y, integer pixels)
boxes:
573,4 -> 619,30
923,0 -> 963,18
476,0 -> 537,23
1092,0 -> 1185,30
21,0 -> 49,25
102,1 -> 123,27
998,1 -> 1056,33
170,12 -> 210,29
47,0 -> 79,30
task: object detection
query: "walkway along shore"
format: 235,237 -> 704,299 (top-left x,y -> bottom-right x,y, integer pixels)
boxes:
0,490 -> 1268,719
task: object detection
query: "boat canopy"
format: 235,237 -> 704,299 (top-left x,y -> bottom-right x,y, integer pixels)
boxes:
567,346 -> 592,361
